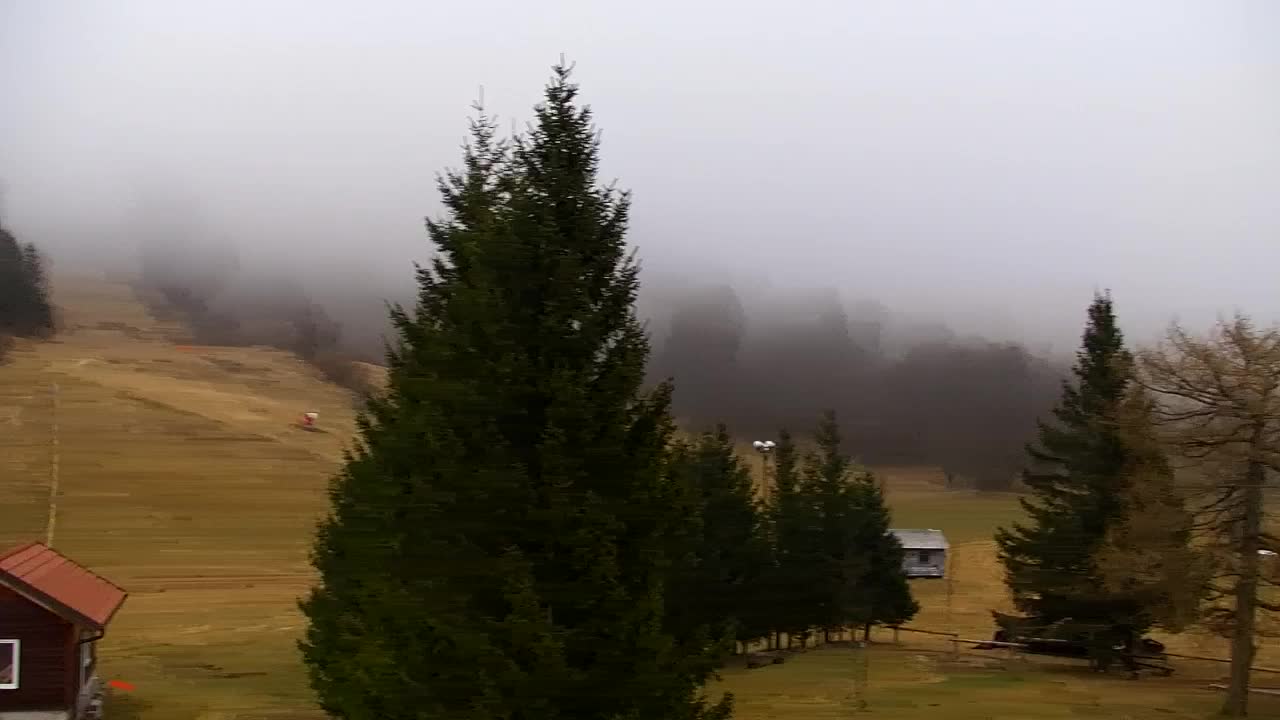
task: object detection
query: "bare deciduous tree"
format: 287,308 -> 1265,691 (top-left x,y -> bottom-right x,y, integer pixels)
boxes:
1138,316 -> 1280,717
1095,386 -> 1208,635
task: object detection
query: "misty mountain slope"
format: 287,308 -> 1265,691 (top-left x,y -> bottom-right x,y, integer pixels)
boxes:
0,273 -> 363,718
45,273 -> 361,461
348,359 -> 389,392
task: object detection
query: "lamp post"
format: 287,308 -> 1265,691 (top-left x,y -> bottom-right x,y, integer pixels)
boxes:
751,440 -> 776,487
752,438 -> 779,652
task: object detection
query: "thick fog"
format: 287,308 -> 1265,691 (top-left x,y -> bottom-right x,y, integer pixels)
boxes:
3,0 -> 1278,354
5,0 -> 1277,486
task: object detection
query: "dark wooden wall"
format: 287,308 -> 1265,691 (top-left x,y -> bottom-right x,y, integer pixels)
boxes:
0,585 -> 73,712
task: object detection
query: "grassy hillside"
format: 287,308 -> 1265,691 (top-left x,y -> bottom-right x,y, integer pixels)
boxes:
0,274 -> 356,719
0,275 -> 1276,719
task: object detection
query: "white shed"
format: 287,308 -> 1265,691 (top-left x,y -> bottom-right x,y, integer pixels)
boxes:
890,529 -> 949,579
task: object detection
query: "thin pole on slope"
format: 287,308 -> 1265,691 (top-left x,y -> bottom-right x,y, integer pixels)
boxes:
850,638 -> 869,713
45,382 -> 60,548
946,544 -> 956,629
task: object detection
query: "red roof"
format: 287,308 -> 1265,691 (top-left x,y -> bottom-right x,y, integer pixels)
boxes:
0,542 -> 127,629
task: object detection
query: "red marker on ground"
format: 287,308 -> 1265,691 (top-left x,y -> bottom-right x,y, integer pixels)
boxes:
108,680 -> 135,692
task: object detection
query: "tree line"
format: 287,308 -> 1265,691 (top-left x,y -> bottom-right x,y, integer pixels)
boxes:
996,292 -> 1280,717
298,65 -> 920,720
132,226 -> 374,396
0,218 -> 55,361
648,283 -> 1065,490
120,175 -> 1066,493
667,413 -> 917,659
121,176 -> 1065,492
128,226 -> 1065,492
136,243 -> 1065,491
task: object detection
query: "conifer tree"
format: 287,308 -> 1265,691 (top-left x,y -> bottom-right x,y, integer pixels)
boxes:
653,287 -> 746,425
766,428 -> 825,645
300,65 -> 728,720
802,411 -> 863,637
19,244 -> 53,333
995,292 -> 1171,644
802,411 -> 916,640
772,429 -> 800,501
666,425 -> 772,653
844,469 -> 918,638
0,227 -> 21,329
0,222 -> 54,338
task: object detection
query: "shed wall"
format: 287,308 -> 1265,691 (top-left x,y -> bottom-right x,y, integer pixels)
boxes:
901,548 -> 946,577
0,586 -> 73,713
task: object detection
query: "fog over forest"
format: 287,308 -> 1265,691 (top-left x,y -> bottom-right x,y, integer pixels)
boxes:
2,1 -> 1277,485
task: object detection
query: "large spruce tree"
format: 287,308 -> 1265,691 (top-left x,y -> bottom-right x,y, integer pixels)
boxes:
300,65 -> 728,720
995,292 -> 1162,641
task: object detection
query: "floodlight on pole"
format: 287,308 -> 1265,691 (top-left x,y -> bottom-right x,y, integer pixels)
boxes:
751,440 -> 777,483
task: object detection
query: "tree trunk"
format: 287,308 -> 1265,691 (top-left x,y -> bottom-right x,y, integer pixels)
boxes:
863,623 -> 872,642
1223,458 -> 1265,717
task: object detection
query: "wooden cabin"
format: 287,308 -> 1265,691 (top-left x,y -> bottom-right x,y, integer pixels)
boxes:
0,542 -> 127,720
889,529 -> 949,578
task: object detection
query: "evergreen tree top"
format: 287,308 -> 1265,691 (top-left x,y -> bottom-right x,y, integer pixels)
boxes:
1073,291 -> 1132,407
809,410 -> 851,488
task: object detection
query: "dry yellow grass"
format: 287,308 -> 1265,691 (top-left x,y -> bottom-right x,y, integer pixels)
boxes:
2,273 -> 1277,719
348,361 -> 389,393
1,273 -> 352,719
713,642 -> 1280,719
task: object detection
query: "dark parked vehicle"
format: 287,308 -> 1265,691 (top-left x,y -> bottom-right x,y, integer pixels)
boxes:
973,611 -> 1173,677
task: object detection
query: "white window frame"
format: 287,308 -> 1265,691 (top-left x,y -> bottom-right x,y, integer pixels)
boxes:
0,638 -> 19,690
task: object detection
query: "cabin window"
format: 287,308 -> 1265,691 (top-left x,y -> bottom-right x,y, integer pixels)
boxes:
0,639 -> 18,690
918,551 -> 930,563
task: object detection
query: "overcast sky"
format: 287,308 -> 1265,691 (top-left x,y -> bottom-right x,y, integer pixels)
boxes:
1,0 -> 1277,350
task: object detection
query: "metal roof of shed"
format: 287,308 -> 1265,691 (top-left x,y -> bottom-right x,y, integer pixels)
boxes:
0,541 -> 127,629
890,529 -> 950,550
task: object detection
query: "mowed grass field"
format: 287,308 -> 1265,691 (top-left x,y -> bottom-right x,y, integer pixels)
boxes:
0,275 -> 358,719
1,275 -> 1278,719
716,466 -> 1280,718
